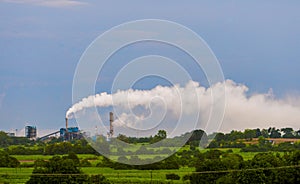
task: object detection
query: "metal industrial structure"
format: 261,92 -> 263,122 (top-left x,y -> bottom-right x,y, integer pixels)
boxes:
29,112 -> 113,141
25,125 -> 37,139
37,118 -> 80,141
107,112 -> 114,141
63,118 -> 80,140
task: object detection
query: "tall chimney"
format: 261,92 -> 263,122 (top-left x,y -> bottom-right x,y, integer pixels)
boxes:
109,112 -> 114,137
65,118 -> 68,133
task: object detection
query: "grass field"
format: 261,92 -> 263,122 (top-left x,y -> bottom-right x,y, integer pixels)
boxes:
0,168 -> 33,184
13,154 -> 98,161
0,167 -> 193,184
82,167 -> 194,183
0,149 -> 285,183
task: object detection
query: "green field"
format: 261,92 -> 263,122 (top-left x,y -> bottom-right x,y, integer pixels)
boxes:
11,148 -> 268,161
13,154 -> 98,161
0,167 -> 193,184
82,167 -> 194,183
0,149 -> 286,183
0,168 -> 33,184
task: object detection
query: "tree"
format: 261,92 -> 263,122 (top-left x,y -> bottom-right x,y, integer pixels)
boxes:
26,155 -> 91,184
222,153 -> 243,169
191,159 -> 227,183
63,152 -> 80,166
281,128 -> 295,138
269,127 -> 281,138
117,134 -> 129,143
0,131 -> 11,146
166,173 -> 180,180
244,129 -> 256,140
255,128 -> 262,138
156,130 -> 167,139
188,129 -> 208,147
237,170 -> 266,184
261,129 -> 269,138
228,130 -> 244,141
0,151 -> 20,167
151,130 -> 167,143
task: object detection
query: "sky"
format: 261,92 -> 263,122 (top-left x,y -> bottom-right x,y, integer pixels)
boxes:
0,0 -> 299,137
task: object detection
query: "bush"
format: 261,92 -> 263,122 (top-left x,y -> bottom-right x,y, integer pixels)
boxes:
182,174 -> 191,181
80,158 -> 92,167
26,156 -> 89,184
166,173 -> 180,180
0,151 -> 20,167
90,174 -> 110,184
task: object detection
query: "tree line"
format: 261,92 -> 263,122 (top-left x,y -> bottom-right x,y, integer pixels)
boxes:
189,150 -> 300,184
0,127 -> 299,155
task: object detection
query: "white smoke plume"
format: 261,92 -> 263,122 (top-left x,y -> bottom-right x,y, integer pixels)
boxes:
66,80 -> 300,133
66,80 -> 201,119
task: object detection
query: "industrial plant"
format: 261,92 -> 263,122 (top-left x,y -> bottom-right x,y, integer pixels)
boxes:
17,112 -> 115,142
25,125 -> 37,139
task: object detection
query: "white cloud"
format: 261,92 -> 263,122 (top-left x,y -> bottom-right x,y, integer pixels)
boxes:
1,0 -> 87,7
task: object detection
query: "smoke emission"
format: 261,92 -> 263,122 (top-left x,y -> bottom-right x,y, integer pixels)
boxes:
66,80 -> 300,133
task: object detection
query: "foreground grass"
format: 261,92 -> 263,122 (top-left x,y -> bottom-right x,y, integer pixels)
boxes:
0,167 -> 193,184
82,167 -> 194,183
1,149 -> 285,183
0,168 -> 33,184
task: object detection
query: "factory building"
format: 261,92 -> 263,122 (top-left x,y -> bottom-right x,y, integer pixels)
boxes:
60,127 -> 80,140
25,126 -> 37,139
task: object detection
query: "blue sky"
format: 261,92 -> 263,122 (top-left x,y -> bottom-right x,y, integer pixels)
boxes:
0,0 -> 299,135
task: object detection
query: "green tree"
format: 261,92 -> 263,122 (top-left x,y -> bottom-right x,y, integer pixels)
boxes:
244,129 -> 256,140
26,155 -> 90,184
188,129 -> 208,147
156,130 -> 167,139
269,127 -> 281,138
281,128 -> 295,138
0,151 -> 20,167
150,130 -> 167,143
191,159 -> 227,183
237,170 -> 266,184
261,129 -> 269,138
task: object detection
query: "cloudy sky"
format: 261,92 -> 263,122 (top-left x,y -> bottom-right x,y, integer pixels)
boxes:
0,0 -> 299,136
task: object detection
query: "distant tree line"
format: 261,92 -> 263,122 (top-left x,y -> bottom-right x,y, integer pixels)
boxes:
4,139 -> 99,155
1,127 -> 299,156
209,127 -> 300,149
0,131 -> 33,147
117,130 -> 167,144
241,136 -> 300,152
96,154 -> 180,170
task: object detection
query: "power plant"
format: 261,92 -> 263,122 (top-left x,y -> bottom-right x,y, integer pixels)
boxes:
35,112 -> 114,142
25,125 -> 37,139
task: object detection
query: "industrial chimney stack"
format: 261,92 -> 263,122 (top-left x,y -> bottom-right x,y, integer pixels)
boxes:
65,118 -> 68,133
109,112 -> 114,137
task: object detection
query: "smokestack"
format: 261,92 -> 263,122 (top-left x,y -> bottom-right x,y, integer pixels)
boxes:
109,112 -> 114,137
65,117 -> 68,132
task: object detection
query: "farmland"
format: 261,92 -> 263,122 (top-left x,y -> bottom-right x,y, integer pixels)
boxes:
0,127 -> 299,183
0,148 -> 290,184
